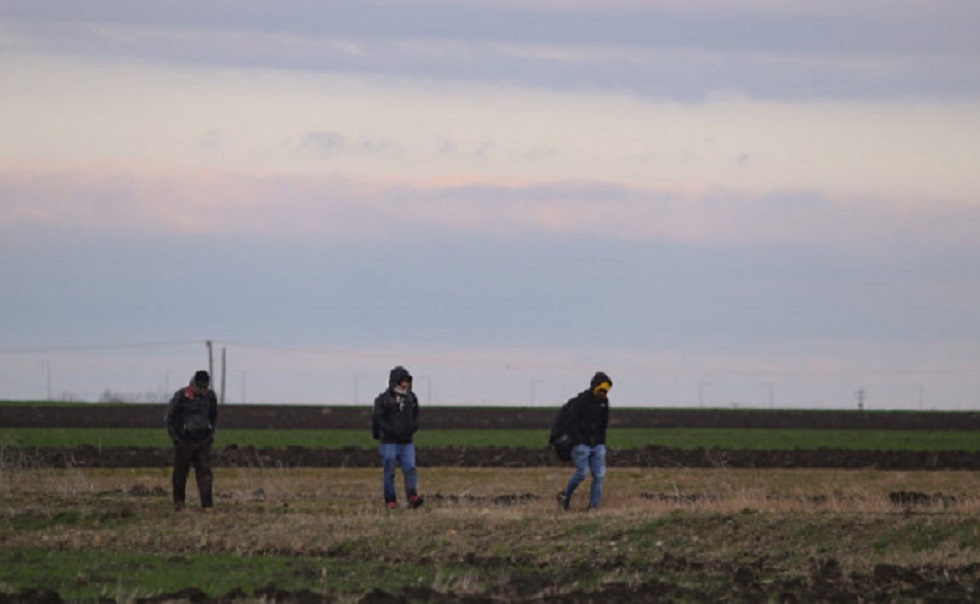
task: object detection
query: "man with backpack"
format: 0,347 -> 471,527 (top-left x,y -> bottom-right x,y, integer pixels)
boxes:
166,370 -> 218,512
372,365 -> 424,509
554,371 -> 611,512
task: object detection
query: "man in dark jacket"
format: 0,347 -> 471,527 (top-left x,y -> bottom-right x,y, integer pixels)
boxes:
372,365 -> 423,509
165,370 -> 218,512
557,371 -> 611,512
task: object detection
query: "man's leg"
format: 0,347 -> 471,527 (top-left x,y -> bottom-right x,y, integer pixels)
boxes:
559,445 -> 590,509
192,440 -> 214,509
172,443 -> 192,510
587,444 -> 607,510
380,444 -> 398,505
399,444 -> 423,507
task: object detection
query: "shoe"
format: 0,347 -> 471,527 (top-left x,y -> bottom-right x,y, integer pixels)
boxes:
202,507 -> 213,514
173,501 -> 185,512
408,495 -> 425,509
386,500 -> 397,510
556,491 -> 570,512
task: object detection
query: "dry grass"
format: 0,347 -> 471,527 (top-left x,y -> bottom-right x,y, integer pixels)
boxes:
4,466 -> 980,535
4,465 -> 980,600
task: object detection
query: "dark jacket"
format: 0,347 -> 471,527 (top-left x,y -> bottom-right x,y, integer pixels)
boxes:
565,371 -> 611,447
166,385 -> 218,443
372,366 -> 419,445
564,390 -> 609,447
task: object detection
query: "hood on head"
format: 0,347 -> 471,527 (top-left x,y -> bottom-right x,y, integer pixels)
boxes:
389,366 -> 413,389
188,370 -> 210,395
590,371 -> 612,392
193,370 -> 210,389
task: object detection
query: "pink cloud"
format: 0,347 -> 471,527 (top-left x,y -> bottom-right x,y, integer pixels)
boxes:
2,160 -> 978,253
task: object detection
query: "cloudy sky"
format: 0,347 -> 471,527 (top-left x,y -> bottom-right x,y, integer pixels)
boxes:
2,1 -> 979,409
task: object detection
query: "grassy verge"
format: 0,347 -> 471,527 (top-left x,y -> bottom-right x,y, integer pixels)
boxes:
3,468 -> 980,601
0,549 -> 440,601
3,427 -> 980,450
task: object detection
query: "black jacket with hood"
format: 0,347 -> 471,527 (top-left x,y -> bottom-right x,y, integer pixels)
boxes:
166,382 -> 218,443
372,366 -> 420,445
564,371 -> 611,447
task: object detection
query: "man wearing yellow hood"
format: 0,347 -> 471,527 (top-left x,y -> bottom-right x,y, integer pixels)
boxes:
557,371 -> 611,512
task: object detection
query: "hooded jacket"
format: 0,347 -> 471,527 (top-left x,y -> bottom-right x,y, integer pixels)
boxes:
165,382 -> 218,443
564,372 -> 611,447
372,366 -> 420,444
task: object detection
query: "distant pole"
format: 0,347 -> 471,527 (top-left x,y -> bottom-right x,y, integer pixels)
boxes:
42,360 -> 52,401
354,374 -> 366,406
220,347 -> 227,404
206,340 -> 213,382
698,381 -> 711,408
419,375 -> 432,405
857,388 -> 866,411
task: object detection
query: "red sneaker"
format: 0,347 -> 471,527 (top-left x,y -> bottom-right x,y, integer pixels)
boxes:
386,500 -> 397,510
408,495 -> 424,509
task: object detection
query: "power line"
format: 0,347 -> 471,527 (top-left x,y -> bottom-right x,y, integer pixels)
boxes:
0,341 -> 204,355
3,340 -> 978,378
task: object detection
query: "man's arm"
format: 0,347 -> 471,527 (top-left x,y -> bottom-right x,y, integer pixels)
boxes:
209,392 -> 218,435
565,395 -> 585,444
411,394 -> 420,434
165,392 -> 181,442
372,395 -> 397,437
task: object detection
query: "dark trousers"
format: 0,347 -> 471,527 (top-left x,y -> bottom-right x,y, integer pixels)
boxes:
172,439 -> 214,508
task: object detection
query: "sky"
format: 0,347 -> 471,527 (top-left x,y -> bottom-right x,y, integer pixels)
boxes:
1,1 -> 979,409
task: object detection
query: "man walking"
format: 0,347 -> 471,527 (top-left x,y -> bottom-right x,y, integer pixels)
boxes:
557,371 -> 611,512
166,370 -> 218,512
372,366 -> 424,509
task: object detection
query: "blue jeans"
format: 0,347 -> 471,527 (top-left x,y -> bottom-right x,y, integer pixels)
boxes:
564,444 -> 606,509
380,443 -> 418,503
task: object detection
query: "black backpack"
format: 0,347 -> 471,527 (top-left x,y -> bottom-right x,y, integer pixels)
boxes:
548,400 -> 574,462
179,394 -> 214,441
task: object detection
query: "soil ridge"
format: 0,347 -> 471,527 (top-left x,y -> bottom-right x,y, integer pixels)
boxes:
4,444 -> 979,469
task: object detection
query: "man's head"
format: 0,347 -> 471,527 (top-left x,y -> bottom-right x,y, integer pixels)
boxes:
590,371 -> 612,400
192,370 -> 210,395
389,365 -> 413,391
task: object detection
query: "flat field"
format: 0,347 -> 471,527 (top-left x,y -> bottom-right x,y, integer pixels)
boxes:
8,404 -> 980,470
5,426 -> 980,450
4,465 -> 980,602
5,404 -> 980,601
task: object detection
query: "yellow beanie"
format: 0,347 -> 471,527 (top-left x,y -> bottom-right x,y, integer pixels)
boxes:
593,381 -> 611,395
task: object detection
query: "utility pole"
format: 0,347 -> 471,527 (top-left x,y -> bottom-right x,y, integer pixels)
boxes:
220,347 -> 227,404
354,374 -> 366,405
418,375 -> 432,405
912,384 -> 924,409
699,381 -> 711,408
857,388 -> 866,411
206,340 -> 213,383
41,360 -> 52,401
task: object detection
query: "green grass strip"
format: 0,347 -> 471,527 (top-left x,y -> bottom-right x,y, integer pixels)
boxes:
3,427 -> 980,451
0,548 -> 435,601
